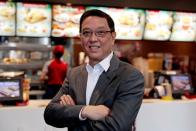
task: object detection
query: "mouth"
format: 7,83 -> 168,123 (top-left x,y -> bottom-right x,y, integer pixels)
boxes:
88,45 -> 100,50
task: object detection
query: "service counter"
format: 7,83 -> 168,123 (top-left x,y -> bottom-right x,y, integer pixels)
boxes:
136,99 -> 196,131
0,99 -> 196,131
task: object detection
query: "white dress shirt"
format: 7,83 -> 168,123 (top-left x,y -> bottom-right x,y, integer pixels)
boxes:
79,52 -> 113,120
85,52 -> 113,105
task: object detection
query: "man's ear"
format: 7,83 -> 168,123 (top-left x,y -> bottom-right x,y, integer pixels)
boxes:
79,37 -> 85,50
112,32 -> 116,39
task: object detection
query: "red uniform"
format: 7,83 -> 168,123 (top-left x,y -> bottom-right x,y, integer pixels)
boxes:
46,59 -> 68,85
42,58 -> 68,98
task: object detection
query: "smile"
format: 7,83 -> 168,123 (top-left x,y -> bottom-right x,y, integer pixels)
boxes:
89,45 -> 100,49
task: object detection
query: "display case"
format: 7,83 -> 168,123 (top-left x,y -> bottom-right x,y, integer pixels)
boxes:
0,37 -> 52,90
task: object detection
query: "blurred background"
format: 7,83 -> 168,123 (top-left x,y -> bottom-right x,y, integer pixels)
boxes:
0,1 -> 196,131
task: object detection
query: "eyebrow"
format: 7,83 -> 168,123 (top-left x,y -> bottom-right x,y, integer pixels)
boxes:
82,27 -> 109,31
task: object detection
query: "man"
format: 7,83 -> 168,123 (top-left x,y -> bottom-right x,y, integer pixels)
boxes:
44,9 -> 144,131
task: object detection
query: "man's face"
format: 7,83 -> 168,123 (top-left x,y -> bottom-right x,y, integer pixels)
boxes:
80,16 -> 116,65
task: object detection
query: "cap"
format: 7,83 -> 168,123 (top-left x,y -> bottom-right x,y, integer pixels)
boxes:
53,45 -> 64,54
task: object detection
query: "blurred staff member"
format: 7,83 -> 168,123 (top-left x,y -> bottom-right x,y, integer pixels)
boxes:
40,45 -> 68,99
118,43 -> 140,64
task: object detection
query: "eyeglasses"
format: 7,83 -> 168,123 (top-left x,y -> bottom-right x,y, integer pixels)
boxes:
81,30 -> 112,38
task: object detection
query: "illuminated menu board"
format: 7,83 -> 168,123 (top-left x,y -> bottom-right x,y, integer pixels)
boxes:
52,5 -> 85,37
115,8 -> 145,40
144,10 -> 173,41
16,3 -> 51,37
86,7 -> 145,40
170,12 -> 196,42
0,2 -> 15,36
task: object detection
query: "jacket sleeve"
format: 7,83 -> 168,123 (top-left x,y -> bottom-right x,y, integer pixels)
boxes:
86,68 -> 144,131
44,70 -> 84,128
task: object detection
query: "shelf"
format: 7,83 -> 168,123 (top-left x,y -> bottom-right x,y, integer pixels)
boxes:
0,61 -> 45,70
0,43 -> 51,52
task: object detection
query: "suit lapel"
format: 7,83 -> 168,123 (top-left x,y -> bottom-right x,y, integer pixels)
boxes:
76,65 -> 88,105
89,55 -> 120,105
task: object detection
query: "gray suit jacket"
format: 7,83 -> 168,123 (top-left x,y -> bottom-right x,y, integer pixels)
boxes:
44,55 -> 144,131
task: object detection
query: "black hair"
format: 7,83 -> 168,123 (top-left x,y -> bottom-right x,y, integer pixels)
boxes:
54,52 -> 63,59
79,9 -> 115,33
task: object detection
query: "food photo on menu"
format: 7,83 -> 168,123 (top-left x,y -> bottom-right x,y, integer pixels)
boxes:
52,5 -> 85,37
0,2 -> 15,36
16,2 -> 52,37
115,8 -> 145,40
170,12 -> 196,42
143,10 -> 173,41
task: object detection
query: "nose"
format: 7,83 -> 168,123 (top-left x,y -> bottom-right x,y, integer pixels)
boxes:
89,32 -> 98,41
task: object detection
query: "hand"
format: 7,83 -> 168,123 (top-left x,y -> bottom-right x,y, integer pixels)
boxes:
60,94 -> 75,106
81,105 -> 110,120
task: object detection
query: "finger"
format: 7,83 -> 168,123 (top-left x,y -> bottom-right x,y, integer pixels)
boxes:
62,95 -> 72,105
66,95 -> 75,105
60,95 -> 67,105
60,100 -> 66,105
99,105 -> 110,114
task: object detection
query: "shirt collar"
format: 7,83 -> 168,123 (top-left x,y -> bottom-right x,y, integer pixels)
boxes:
99,52 -> 113,72
86,52 -> 113,73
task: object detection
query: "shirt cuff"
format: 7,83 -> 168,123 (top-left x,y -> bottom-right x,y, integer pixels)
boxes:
79,106 -> 87,121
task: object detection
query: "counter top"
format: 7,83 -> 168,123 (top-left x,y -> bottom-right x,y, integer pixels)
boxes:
1,98 -> 196,108
0,99 -> 50,109
0,99 -> 196,131
143,98 -> 196,103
